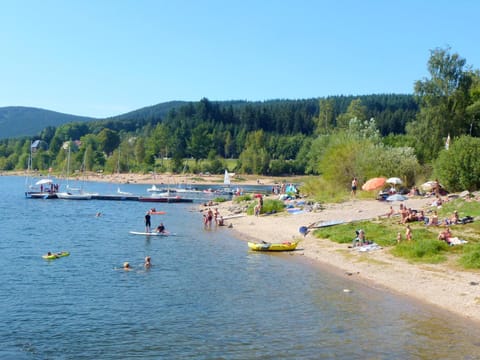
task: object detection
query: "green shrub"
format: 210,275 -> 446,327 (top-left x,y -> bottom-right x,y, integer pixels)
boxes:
246,198 -> 285,215
458,243 -> 480,269
234,194 -> 252,203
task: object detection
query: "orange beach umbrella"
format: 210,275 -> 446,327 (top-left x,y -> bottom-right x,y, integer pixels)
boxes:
362,177 -> 387,191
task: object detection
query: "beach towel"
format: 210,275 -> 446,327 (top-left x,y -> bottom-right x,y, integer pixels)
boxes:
448,237 -> 468,246
354,243 -> 382,252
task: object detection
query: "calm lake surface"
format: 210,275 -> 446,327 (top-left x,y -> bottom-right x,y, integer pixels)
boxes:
1,176 -> 480,359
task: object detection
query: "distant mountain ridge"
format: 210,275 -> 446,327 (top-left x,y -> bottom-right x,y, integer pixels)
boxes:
0,101 -> 189,140
0,106 -> 96,139
0,95 -> 417,140
104,101 -> 187,122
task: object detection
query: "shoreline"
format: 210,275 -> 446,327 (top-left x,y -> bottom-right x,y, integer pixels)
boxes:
212,196 -> 480,324
5,170 -> 299,187
9,170 -> 480,323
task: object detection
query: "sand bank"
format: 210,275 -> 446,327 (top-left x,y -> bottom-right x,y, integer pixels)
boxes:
84,172 -> 295,186
212,196 -> 480,323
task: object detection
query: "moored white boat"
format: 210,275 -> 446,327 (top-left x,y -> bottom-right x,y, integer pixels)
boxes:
56,145 -> 97,200
56,188 -> 94,200
147,184 -> 167,193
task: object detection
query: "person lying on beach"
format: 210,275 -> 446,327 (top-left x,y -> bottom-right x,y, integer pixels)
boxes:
444,210 -> 460,225
438,228 -> 452,244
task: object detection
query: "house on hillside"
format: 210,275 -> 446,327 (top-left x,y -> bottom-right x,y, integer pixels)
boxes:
31,140 -> 47,152
62,140 -> 82,150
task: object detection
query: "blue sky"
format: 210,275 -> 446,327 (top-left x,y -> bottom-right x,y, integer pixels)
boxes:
1,0 -> 478,118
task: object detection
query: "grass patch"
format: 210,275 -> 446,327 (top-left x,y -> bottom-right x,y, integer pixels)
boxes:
458,243 -> 480,269
313,221 -> 399,247
391,239 -> 449,263
313,219 -> 450,264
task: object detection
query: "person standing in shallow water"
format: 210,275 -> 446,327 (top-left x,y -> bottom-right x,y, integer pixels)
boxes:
351,177 -> 358,199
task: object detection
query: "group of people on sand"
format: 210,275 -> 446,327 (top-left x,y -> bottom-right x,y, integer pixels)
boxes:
382,199 -> 472,245
395,204 -> 426,224
203,207 -> 225,227
122,256 -> 151,271
385,203 -> 464,228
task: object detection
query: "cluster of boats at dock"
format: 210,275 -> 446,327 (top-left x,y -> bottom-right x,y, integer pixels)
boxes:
25,170 -> 236,203
24,179 -> 237,203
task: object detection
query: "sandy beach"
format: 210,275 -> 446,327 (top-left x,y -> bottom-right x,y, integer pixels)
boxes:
84,171 -> 292,187
210,195 -> 480,324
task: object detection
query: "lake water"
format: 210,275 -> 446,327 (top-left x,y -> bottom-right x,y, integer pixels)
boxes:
1,176 -> 480,359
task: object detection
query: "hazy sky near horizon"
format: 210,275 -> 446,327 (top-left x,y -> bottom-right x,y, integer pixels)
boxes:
1,0 -> 478,118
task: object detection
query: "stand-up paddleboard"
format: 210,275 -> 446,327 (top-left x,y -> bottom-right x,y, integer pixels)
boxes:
222,214 -> 245,220
129,231 -> 175,236
310,220 -> 345,228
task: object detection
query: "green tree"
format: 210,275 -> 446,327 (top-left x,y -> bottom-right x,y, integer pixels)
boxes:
188,123 -> 212,161
97,128 -> 120,155
134,137 -> 146,166
238,130 -> 270,174
466,71 -> 480,136
336,99 -> 367,129
434,135 -> 480,191
314,98 -> 335,134
407,47 -> 474,163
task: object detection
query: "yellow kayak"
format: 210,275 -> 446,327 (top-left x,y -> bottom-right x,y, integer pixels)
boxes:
248,241 -> 299,252
42,251 -> 70,260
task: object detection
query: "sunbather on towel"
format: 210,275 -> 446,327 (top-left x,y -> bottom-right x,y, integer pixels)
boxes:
352,229 -> 370,247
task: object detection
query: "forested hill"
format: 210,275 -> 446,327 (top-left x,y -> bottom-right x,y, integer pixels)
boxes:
0,94 -> 417,141
0,106 -> 96,140
97,94 -> 417,136
105,101 -> 187,122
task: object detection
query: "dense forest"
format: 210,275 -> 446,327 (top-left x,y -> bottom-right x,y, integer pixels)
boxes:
1,47 -> 480,192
